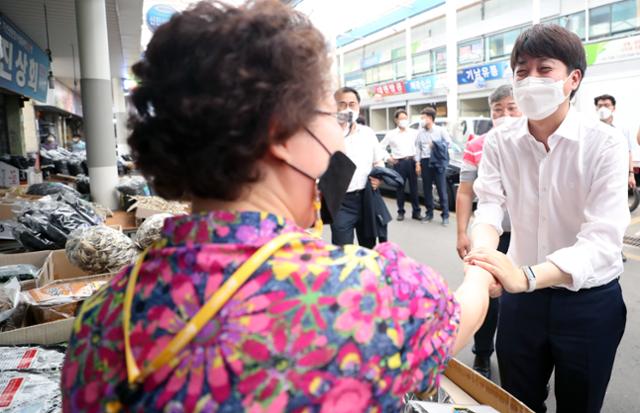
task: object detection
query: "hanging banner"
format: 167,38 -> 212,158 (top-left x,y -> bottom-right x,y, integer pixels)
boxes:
585,34 -> 640,66
0,14 -> 50,102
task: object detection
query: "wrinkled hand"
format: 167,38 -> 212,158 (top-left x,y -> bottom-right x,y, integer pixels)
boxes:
369,177 -> 381,191
456,233 -> 471,260
629,174 -> 636,189
464,247 -> 528,294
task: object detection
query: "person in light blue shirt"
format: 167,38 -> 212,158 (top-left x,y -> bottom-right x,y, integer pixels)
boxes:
70,134 -> 86,152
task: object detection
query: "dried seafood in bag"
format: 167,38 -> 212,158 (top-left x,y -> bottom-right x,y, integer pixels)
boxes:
135,213 -> 172,249
65,226 -> 139,274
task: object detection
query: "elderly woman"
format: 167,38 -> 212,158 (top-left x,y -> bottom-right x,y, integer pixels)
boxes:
61,1 -> 495,412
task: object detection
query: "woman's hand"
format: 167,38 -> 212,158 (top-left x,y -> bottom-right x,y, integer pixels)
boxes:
456,232 -> 471,259
464,247 -> 528,293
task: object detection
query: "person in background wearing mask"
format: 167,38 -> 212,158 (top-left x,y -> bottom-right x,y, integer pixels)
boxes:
594,94 -> 637,190
331,87 -> 387,248
455,84 -> 521,379
70,134 -> 86,152
464,24 -> 629,413
415,107 -> 451,226
380,109 -> 422,221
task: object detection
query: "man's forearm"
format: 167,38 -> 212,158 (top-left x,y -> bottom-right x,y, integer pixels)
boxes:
530,261 -> 573,289
456,184 -> 474,236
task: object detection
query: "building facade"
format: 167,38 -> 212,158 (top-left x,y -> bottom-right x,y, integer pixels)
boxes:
336,0 -> 640,135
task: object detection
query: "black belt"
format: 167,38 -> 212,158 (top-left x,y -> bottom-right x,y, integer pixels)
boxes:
346,189 -> 363,195
397,157 -> 414,161
551,278 -> 619,294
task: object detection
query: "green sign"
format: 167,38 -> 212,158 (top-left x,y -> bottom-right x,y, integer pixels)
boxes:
584,35 -> 640,66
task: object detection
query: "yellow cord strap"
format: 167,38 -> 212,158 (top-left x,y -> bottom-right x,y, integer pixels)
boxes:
123,231 -> 305,386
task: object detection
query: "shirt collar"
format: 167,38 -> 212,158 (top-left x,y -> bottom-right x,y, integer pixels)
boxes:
160,210 -> 298,248
516,106 -> 580,142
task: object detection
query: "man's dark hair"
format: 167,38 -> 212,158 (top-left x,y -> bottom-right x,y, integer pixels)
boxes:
394,108 -> 408,119
128,0 -> 330,201
594,94 -> 616,107
511,24 -> 586,99
421,107 -> 437,121
335,87 -> 361,103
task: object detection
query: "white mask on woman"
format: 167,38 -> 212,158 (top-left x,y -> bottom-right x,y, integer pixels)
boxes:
512,73 -> 574,121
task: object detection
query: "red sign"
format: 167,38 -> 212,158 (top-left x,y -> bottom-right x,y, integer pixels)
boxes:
372,80 -> 406,97
0,378 -> 24,408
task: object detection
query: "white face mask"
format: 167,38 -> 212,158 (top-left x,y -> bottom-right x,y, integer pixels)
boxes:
513,74 -> 573,121
398,119 -> 409,129
493,116 -> 510,128
339,108 -> 358,136
597,107 -> 613,121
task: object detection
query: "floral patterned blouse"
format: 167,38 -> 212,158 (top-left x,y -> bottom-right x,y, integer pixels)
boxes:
62,211 -> 460,413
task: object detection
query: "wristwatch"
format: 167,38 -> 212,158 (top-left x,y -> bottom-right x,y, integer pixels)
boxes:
521,266 -> 537,293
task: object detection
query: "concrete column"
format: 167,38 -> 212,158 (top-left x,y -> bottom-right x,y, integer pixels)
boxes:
405,19 -> 413,81
445,1 -> 459,130
112,77 -> 130,155
532,0 -> 541,24
22,100 -> 39,153
75,0 -> 119,209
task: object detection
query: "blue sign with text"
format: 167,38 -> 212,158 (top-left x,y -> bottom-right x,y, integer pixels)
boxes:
0,15 -> 50,102
405,75 -> 437,94
457,61 -> 510,85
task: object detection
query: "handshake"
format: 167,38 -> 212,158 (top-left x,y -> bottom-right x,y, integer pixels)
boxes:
460,245 -> 532,298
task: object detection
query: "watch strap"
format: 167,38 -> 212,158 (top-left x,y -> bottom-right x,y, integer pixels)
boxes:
522,266 -> 537,293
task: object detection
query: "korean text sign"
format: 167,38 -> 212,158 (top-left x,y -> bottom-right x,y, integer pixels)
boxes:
0,14 -> 50,102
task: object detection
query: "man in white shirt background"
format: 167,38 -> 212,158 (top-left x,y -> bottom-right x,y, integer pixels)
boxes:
330,87 -> 387,248
415,107 -> 452,226
380,109 -> 422,221
594,94 -> 638,189
464,24 -> 629,413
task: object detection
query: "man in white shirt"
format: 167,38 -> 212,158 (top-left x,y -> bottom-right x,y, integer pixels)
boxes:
594,94 -> 637,189
380,109 -> 422,221
415,107 -> 452,225
330,87 -> 387,248
464,24 -> 629,413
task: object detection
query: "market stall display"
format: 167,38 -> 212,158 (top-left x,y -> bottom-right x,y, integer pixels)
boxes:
135,213 -> 173,249
65,226 -> 138,274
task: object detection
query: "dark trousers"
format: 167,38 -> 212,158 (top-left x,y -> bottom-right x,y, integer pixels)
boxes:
497,279 -> 626,413
393,158 -> 420,216
330,191 -> 376,249
473,231 -> 510,356
420,158 -> 448,219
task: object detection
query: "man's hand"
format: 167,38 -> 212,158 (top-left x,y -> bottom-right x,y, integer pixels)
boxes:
629,173 -> 636,189
388,157 -> 398,166
464,247 -> 528,294
369,177 -> 381,191
456,233 -> 471,260
416,163 -> 421,175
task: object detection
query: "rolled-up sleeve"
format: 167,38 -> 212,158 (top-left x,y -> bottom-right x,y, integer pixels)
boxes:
547,138 -> 630,291
472,132 -> 505,235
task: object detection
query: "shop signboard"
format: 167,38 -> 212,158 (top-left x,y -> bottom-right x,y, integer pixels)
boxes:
0,14 -> 50,102
371,80 -> 406,97
585,34 -> 640,66
457,61 -> 510,85
405,74 -> 446,94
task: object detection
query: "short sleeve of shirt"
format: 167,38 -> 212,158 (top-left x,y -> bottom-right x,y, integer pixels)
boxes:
374,242 -> 460,393
463,134 -> 485,167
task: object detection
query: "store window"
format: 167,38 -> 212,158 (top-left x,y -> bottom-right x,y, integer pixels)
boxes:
458,38 -> 484,65
589,0 -> 639,39
612,0 -> 638,34
546,11 -> 586,39
435,47 -> 447,72
413,52 -> 432,75
487,27 -> 521,60
457,4 -> 483,28
590,5 -> 612,38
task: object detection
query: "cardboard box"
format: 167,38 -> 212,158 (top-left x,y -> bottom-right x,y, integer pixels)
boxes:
38,249 -> 92,286
105,210 -> 138,231
0,250 -> 50,290
438,359 -> 533,413
0,318 -> 75,346
0,162 -> 19,188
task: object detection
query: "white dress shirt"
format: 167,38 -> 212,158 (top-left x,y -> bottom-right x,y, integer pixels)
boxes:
344,124 -> 387,193
473,107 -> 630,291
380,128 -> 419,159
613,121 -> 640,166
415,125 -> 451,161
